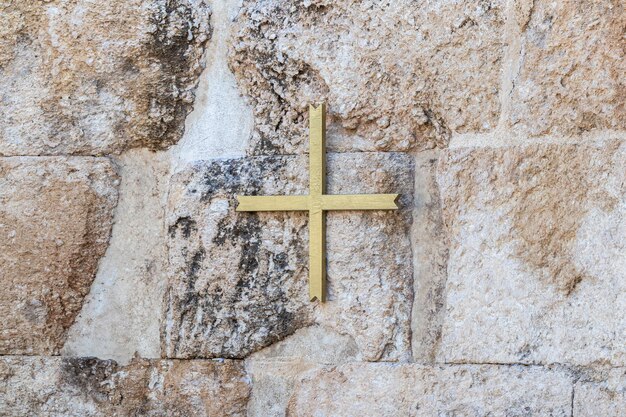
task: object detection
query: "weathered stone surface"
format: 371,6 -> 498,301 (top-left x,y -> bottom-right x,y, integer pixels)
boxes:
0,0 -> 210,156
574,368 -> 626,417
0,356 -> 250,416
246,326 -> 359,417
0,157 -> 118,355
510,0 -> 625,136
287,363 -> 573,416
437,140 -> 626,365
231,0 -> 505,154
164,152 -> 413,360
247,361 -> 319,417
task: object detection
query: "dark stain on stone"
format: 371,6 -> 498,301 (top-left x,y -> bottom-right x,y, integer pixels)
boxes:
60,357 -> 120,404
199,156 -> 288,202
166,157 -> 314,358
186,248 -> 205,282
169,216 -> 197,239
143,0 -> 212,150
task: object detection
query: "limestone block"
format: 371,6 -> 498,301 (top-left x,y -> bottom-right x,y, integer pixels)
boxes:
0,357 -> 250,416
437,140 -> 626,365
231,0 -> 506,154
164,152 -> 413,361
510,0 -> 625,136
0,157 -> 118,355
574,368 -> 626,417
247,361 -> 319,417
0,0 -> 210,156
245,326 -> 360,417
287,363 -> 573,416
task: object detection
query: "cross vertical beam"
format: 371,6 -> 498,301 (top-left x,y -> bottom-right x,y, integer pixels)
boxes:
308,104 -> 326,301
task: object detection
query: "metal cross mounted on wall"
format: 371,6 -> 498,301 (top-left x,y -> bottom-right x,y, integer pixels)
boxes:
236,103 -> 399,302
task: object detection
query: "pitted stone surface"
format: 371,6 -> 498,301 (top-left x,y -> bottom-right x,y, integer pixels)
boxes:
0,357 -> 250,416
231,0 -> 506,155
0,0 -> 211,156
164,152 -> 413,360
437,141 -> 626,365
0,157 -> 118,355
287,363 -> 573,416
510,0 -> 625,136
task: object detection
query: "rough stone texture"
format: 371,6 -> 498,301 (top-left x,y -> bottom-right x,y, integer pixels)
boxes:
0,157 -> 118,355
63,149 -> 170,363
0,356 -> 250,416
437,140 -> 626,366
0,0 -> 211,156
1,0 -> 624,413
163,152 -> 413,360
231,0 -> 506,155
574,368 -> 626,417
287,363 -> 573,416
510,0 -> 625,136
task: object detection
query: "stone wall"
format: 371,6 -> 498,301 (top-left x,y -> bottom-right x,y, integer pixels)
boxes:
1,0 -> 624,416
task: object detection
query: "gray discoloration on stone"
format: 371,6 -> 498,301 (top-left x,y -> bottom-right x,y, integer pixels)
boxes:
0,157 -> 118,355
231,0 -> 505,155
437,140 -> 626,366
287,363 -> 573,416
163,152 -> 413,361
0,0 -> 211,156
0,356 -> 250,416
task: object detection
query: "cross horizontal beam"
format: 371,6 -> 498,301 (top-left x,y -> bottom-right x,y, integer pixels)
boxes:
236,194 -> 399,212
321,194 -> 398,210
236,195 -> 309,211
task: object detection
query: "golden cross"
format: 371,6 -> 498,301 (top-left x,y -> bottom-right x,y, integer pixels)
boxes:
236,103 -> 399,302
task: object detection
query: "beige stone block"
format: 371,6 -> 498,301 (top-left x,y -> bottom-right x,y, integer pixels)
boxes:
0,357 -> 250,416
231,0 -> 506,154
163,153 -> 413,361
0,157 -> 118,354
510,0 -> 625,136
0,0 -> 210,155
287,363 -> 573,416
437,141 -> 626,365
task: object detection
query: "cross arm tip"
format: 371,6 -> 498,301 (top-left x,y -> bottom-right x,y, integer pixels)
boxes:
309,102 -> 326,112
310,293 -> 325,303
392,194 -> 400,209
234,195 -> 250,212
